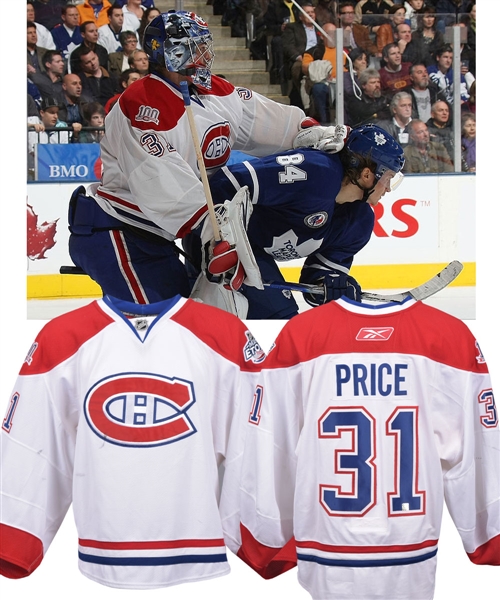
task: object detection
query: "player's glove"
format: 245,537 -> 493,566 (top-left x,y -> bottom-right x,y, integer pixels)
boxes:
324,271 -> 362,302
293,119 -> 351,154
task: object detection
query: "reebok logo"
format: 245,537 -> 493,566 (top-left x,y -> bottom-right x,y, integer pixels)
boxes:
356,327 -> 394,341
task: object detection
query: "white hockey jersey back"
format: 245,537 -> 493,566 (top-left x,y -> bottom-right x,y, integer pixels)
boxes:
229,298 -> 500,599
0,295 -> 264,589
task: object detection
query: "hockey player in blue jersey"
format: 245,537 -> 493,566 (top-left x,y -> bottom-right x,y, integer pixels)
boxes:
190,124 -> 405,319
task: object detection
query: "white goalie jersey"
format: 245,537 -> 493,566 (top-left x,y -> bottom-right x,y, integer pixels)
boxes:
227,298 -> 500,600
0,295 -> 263,589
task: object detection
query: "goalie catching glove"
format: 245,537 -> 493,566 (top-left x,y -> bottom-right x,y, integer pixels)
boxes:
293,118 -> 351,154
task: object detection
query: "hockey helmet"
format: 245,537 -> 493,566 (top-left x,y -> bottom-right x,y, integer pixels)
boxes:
345,124 -> 405,181
142,10 -> 215,88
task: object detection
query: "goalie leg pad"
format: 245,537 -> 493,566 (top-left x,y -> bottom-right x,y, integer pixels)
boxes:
201,186 -> 263,290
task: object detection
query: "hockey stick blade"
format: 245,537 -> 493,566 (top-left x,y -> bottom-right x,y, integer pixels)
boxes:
263,261 -> 463,303
360,260 -> 463,302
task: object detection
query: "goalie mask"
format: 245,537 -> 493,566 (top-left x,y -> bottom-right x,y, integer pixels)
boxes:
345,124 -> 405,193
143,10 -> 215,88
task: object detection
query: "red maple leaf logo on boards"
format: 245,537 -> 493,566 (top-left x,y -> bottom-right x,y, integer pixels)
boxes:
27,203 -> 58,260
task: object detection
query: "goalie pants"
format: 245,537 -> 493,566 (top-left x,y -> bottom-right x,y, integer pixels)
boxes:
68,188 -> 190,304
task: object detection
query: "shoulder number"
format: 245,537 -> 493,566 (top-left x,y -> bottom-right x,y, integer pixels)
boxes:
276,153 -> 307,185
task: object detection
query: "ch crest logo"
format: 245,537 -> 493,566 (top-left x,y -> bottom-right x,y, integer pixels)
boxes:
84,373 -> 197,447
136,105 -> 160,125
201,122 -> 231,168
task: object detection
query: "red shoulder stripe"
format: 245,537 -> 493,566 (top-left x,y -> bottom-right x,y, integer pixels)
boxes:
20,302 -> 114,375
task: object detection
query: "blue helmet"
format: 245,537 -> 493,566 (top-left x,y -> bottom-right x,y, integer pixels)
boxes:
142,10 -> 215,88
344,124 -> 405,178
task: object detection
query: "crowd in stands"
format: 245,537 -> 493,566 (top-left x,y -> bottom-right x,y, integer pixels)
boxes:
27,0 -> 159,173
241,0 -> 477,173
27,0 -> 477,176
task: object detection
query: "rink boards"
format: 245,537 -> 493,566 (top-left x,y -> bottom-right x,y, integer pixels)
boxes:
26,174 -> 476,301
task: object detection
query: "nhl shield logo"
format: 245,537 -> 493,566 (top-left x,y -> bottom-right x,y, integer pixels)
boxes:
304,212 -> 328,228
84,372 -> 197,447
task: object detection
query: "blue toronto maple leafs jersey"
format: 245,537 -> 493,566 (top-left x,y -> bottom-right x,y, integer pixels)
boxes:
209,149 -> 375,282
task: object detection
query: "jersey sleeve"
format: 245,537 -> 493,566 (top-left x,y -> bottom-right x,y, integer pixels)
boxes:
222,326 -> 305,579
0,332 -> 79,578
437,341 -> 500,564
232,87 -> 305,157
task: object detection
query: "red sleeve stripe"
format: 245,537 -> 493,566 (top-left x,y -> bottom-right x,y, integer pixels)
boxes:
0,524 -> 43,579
237,524 -> 297,579
467,534 -> 500,565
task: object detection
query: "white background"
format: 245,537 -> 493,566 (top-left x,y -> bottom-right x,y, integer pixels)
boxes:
1,6 -> 498,599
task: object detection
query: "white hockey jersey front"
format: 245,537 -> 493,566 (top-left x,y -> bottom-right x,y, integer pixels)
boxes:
228,298 -> 500,599
0,295 -> 264,589
95,73 -> 305,241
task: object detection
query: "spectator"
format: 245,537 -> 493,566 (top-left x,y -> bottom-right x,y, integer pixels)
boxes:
104,67 -> 141,113
79,102 -> 106,143
314,0 -> 337,26
27,21 -> 51,75
343,47 -> 368,96
374,3 -> 406,53
77,0 -> 113,28
412,6 -> 444,63
98,5 -> 127,53
127,49 -> 149,77
403,0 -> 424,31
461,79 -> 475,114
70,21 -> 110,74
435,0 -> 471,29
427,44 -> 470,105
461,111 -> 475,172
137,7 -> 161,44
426,99 -> 454,159
355,0 -> 395,29
28,78 -> 42,107
337,1 -> 379,57
51,4 -> 83,59
27,1 -> 56,50
395,22 -> 432,65
282,1 -> 321,108
27,93 -> 40,118
30,0 -> 67,31
58,73 -> 91,133
28,96 -> 70,160
108,30 -> 139,77
79,48 -> 117,105
29,50 -> 65,101
113,0 -> 155,8
302,22 -> 345,123
263,0 -> 300,86
456,21 -> 475,81
378,42 -> 412,96
403,119 -> 453,173
405,62 -> 446,121
376,90 -> 413,146
464,3 -> 476,74
122,0 -> 144,33
345,67 -> 391,126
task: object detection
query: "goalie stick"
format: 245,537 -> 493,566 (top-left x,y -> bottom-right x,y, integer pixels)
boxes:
264,261 -> 464,303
